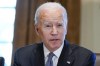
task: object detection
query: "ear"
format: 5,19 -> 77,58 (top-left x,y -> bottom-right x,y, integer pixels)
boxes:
35,25 -> 40,36
64,26 -> 67,36
65,27 -> 68,35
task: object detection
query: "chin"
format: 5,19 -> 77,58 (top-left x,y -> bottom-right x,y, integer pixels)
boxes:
51,43 -> 61,49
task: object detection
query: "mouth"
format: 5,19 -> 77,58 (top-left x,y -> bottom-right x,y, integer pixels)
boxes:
50,39 -> 59,41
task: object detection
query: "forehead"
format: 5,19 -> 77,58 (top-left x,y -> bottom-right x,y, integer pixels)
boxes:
39,8 -> 63,22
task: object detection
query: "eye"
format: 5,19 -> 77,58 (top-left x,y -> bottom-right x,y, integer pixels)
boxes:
46,25 -> 51,27
57,24 -> 63,27
44,24 -> 52,28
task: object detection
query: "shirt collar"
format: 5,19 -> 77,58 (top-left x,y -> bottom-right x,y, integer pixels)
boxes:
43,42 -> 64,58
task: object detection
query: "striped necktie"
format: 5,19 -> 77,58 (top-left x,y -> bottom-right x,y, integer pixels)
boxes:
46,52 -> 54,66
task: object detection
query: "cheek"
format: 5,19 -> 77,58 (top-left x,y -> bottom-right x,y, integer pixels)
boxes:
38,28 -> 49,39
61,28 -> 67,34
59,28 -> 67,39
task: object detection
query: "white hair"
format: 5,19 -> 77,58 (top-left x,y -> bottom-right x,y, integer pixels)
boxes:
34,2 -> 68,25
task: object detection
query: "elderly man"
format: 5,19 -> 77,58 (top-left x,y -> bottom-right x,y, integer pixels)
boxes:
13,2 -> 96,66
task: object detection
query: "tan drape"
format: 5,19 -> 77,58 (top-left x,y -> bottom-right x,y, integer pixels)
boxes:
13,0 -> 80,53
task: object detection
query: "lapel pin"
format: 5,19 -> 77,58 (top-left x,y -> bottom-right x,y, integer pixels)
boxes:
67,61 -> 71,64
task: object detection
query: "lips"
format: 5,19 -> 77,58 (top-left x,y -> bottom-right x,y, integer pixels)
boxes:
50,39 -> 59,41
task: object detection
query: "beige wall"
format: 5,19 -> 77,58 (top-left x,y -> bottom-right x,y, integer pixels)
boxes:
80,0 -> 100,53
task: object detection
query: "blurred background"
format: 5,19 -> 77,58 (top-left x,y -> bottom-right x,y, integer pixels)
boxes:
0,0 -> 100,66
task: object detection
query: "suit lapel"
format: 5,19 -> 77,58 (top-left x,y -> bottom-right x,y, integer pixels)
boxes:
36,44 -> 45,66
31,43 -> 45,66
57,40 -> 75,66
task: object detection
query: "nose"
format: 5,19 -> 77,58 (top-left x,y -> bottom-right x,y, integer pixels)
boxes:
51,26 -> 58,36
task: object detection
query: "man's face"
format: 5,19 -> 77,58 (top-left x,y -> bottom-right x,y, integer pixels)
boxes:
36,9 -> 67,51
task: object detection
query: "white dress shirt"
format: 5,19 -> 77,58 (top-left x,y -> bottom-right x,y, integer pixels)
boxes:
43,42 -> 64,66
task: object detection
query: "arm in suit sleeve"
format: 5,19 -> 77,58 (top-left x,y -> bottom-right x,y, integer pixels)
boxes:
13,50 -> 21,66
87,53 -> 96,66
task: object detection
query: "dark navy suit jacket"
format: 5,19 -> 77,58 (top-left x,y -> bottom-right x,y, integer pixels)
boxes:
13,40 -> 96,66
